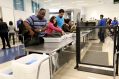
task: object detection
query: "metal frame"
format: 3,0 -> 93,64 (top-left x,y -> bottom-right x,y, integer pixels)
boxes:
114,52 -> 119,79
36,53 -> 57,79
75,26 -> 119,76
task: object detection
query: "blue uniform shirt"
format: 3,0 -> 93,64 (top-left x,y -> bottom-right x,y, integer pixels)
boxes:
111,20 -> 118,26
56,16 -> 64,28
98,18 -> 107,27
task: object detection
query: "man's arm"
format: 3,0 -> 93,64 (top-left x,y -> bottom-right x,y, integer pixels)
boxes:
23,21 -> 35,36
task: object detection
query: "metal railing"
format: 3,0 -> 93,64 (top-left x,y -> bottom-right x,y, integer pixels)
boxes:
75,26 -> 119,77
114,52 -> 119,79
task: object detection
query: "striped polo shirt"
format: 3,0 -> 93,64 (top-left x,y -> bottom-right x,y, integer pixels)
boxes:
26,15 -> 47,37
26,15 -> 47,29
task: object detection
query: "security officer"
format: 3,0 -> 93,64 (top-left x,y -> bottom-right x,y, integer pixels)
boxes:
98,15 -> 107,43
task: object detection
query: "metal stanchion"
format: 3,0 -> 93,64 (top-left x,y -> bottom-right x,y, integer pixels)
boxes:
114,52 -> 119,79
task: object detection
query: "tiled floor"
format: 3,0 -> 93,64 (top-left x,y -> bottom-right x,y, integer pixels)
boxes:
0,36 -> 119,79
53,36 -> 119,79
0,44 -> 25,64
53,56 -> 119,79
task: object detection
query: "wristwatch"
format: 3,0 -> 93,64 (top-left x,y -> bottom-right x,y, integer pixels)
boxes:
39,29 -> 42,32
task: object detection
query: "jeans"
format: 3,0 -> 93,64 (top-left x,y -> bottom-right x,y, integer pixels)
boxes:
98,28 -> 105,42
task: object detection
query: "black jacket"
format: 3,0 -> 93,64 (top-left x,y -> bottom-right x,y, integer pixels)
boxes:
62,24 -> 70,32
0,22 -> 8,33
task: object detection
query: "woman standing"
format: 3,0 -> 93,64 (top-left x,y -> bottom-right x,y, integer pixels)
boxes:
9,21 -> 16,45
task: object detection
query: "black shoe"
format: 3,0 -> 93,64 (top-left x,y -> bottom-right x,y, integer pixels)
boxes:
2,48 -> 6,49
8,46 -> 11,48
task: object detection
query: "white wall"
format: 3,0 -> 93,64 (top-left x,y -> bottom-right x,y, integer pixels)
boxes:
73,9 -> 81,23
0,0 -> 14,24
0,7 -> 2,18
85,0 -> 119,20
0,0 -> 39,26
45,9 -> 49,20
14,0 -> 33,26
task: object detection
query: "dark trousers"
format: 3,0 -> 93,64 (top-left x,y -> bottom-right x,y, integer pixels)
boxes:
0,32 -> 11,48
18,32 -> 23,43
98,28 -> 105,43
9,33 -> 15,45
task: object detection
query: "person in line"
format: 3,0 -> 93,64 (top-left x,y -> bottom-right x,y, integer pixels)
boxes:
111,17 -> 118,26
0,18 -> 11,49
24,8 -> 47,46
24,8 -> 47,37
9,21 -> 16,45
17,20 -> 24,43
98,14 -> 107,43
110,17 -> 118,36
70,21 -> 76,33
56,9 -> 65,28
62,19 -> 71,32
45,16 -> 64,36
107,18 -> 112,36
107,18 -> 112,26
17,18 -> 23,28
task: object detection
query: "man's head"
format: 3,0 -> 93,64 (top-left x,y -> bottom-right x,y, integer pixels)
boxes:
59,9 -> 65,18
100,14 -> 104,19
0,18 -> 3,22
37,8 -> 46,19
114,17 -> 116,20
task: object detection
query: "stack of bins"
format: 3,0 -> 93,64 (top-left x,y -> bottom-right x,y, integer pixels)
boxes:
11,54 -> 50,79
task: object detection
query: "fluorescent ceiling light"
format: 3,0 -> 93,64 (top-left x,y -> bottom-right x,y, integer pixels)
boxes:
44,0 -> 49,2
72,1 -> 85,3
51,3 -> 61,6
44,0 -> 52,2
76,3 -> 88,5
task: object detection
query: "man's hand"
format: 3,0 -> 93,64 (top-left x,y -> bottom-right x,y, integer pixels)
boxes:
29,30 -> 35,37
34,29 -> 41,32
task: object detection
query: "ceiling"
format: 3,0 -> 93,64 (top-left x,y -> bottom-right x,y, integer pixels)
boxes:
37,0 -> 113,9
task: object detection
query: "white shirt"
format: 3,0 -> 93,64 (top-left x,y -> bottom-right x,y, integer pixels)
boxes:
9,25 -> 15,33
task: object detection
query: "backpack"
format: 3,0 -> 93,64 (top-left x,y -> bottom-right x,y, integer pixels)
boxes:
18,20 -> 28,35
